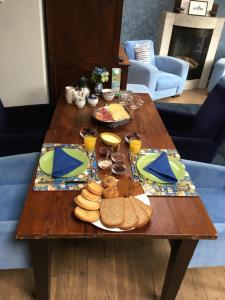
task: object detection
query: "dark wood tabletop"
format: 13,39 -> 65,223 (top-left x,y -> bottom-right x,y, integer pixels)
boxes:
16,93 -> 216,240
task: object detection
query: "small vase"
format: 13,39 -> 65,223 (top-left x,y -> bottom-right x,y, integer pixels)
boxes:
94,82 -> 103,96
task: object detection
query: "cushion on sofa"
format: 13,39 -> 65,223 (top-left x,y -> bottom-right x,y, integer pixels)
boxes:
197,187 -> 225,223
0,221 -> 31,269
124,40 -> 156,65
0,184 -> 30,221
156,71 -> 181,90
0,152 -> 39,185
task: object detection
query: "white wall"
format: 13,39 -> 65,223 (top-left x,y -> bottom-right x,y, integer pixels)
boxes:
0,0 -> 48,107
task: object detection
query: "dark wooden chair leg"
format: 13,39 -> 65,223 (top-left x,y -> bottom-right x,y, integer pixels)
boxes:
31,240 -> 52,300
160,239 -> 198,300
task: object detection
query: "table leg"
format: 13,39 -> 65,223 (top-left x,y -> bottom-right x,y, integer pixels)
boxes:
160,239 -> 198,300
30,240 -> 52,300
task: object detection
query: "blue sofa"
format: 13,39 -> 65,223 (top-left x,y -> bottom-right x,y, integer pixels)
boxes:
1,153 -> 224,270
0,152 -> 39,269
124,40 -> 189,100
208,58 -> 225,92
183,160 -> 225,268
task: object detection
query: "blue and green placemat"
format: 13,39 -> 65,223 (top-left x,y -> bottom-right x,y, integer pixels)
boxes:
33,143 -> 98,191
129,148 -> 197,197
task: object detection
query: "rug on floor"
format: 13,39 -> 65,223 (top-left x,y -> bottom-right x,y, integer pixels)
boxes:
155,102 -> 225,166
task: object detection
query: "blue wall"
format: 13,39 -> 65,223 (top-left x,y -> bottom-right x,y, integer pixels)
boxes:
121,0 -> 225,61
215,0 -> 225,61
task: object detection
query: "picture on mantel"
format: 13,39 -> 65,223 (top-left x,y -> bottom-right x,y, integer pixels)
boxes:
188,0 -> 208,16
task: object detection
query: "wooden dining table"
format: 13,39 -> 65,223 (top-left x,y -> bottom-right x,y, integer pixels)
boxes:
16,93 -> 217,300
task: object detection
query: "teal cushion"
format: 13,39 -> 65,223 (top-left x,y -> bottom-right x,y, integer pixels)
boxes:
156,71 -> 181,90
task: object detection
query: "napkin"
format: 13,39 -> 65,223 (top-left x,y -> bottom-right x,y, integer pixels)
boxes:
143,152 -> 178,183
52,147 -> 83,177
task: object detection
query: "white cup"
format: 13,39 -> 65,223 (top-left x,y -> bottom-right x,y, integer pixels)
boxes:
65,86 -> 75,104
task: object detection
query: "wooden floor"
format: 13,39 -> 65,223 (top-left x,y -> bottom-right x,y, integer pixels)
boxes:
1,89 -> 224,300
1,239 -> 225,300
158,88 -> 207,105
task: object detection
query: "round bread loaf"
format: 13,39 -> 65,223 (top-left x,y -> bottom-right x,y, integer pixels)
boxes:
81,189 -> 100,202
102,175 -> 118,188
74,206 -> 100,223
87,181 -> 103,196
102,186 -> 119,199
75,195 -> 100,210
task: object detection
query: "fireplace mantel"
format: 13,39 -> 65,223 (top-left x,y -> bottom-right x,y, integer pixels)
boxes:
158,12 -> 225,90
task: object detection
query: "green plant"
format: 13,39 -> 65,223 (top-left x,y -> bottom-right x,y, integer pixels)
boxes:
90,67 -> 109,84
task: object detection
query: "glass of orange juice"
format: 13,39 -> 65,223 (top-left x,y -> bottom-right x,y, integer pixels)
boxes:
84,135 -> 97,153
130,138 -> 142,155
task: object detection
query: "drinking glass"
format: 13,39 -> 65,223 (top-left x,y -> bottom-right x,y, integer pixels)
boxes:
84,135 -> 97,153
129,138 -> 142,155
119,90 -> 132,106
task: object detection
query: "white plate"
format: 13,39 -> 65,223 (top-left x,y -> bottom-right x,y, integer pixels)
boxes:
92,194 -> 151,232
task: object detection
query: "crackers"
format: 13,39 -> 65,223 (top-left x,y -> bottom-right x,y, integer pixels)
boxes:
74,206 -> 100,223
74,181 -> 102,223
75,195 -> 100,211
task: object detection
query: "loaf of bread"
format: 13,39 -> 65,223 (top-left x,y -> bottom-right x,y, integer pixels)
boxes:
100,197 -> 124,228
74,206 -> 100,223
119,197 -> 138,230
102,175 -> 119,188
102,186 -> 120,199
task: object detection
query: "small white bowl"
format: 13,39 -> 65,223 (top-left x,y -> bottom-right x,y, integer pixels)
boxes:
88,96 -> 98,106
75,100 -> 86,108
102,89 -> 115,101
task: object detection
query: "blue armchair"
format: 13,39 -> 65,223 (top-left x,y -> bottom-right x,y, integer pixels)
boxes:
0,99 -> 55,157
208,58 -> 225,92
157,84 -> 225,163
183,160 -> 225,268
124,40 -> 189,100
0,152 -> 39,269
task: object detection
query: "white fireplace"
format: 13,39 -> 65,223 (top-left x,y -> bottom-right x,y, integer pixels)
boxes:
158,12 -> 224,90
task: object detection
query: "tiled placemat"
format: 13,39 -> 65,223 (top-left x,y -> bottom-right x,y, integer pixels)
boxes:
33,143 -> 98,191
129,148 -> 197,197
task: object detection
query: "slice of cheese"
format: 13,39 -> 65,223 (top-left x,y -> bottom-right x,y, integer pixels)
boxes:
108,104 -> 130,121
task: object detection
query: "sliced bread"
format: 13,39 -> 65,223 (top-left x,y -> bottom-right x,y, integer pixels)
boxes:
100,197 -> 124,228
129,196 -> 150,228
135,198 -> 152,218
119,197 -> 138,230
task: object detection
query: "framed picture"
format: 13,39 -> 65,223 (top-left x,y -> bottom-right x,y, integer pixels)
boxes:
188,0 -> 208,16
